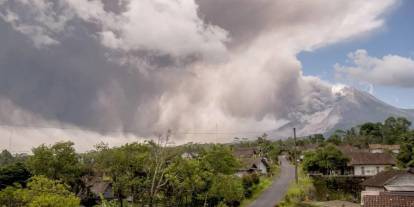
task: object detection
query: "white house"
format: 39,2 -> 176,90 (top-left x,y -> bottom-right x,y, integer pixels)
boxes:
360,169 -> 414,206
345,152 -> 396,176
369,144 -> 400,154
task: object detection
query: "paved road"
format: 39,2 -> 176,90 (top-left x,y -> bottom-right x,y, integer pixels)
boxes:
249,155 -> 295,207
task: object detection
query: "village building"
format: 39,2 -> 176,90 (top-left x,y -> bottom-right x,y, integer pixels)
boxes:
233,147 -> 260,159
233,147 -> 269,177
344,152 -> 396,176
368,144 -> 400,154
78,176 -> 114,204
360,169 -> 414,206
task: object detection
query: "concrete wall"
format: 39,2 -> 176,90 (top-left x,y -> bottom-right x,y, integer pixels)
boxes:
354,165 -> 388,176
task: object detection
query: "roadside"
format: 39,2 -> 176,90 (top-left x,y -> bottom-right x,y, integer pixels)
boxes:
247,156 -> 295,207
240,165 -> 281,207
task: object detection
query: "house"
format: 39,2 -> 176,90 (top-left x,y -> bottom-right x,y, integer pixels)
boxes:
181,151 -> 199,159
344,152 -> 396,176
233,147 -> 269,177
236,157 -> 269,177
79,176 -> 114,204
369,144 -> 400,154
233,147 -> 260,159
360,169 -> 414,206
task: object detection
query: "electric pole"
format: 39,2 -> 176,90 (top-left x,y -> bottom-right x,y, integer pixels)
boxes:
294,128 -> 298,184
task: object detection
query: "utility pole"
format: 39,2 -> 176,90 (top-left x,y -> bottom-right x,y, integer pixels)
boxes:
293,128 -> 298,184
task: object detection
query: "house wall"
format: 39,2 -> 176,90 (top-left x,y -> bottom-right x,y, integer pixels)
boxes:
370,149 -> 384,153
354,165 -> 388,176
258,161 -> 267,174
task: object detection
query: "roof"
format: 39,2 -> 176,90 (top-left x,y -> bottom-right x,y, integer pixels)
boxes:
239,157 -> 268,170
363,192 -> 414,207
346,152 -> 396,166
369,144 -> 400,150
338,145 -> 367,154
233,147 -> 259,158
82,176 -> 113,195
90,181 -> 112,195
361,170 -> 406,187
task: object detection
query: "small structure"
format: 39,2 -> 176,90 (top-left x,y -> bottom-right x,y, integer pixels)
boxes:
233,147 -> 269,177
236,158 -> 269,177
369,144 -> 400,154
79,176 -> 114,204
345,152 -> 396,176
233,147 -> 260,159
181,151 -> 199,159
360,169 -> 414,206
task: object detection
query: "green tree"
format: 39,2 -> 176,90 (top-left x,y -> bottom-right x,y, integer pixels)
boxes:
26,141 -> 81,188
397,133 -> 414,167
201,145 -> 240,175
302,144 -> 349,175
0,150 -> 14,166
209,175 -> 244,207
94,142 -> 150,206
326,134 -> 342,145
164,158 -> 213,206
0,162 -> 31,190
0,176 -> 80,207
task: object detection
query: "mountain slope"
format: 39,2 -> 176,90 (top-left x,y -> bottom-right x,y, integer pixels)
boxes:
271,87 -> 414,137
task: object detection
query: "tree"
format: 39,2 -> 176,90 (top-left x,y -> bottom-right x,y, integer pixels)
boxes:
383,117 -> 411,144
0,162 -> 31,190
0,150 -> 14,166
302,144 -> 349,175
326,134 -> 342,145
93,142 -> 150,206
397,133 -> 414,167
26,141 -> 81,188
164,158 -> 213,206
209,175 -> 244,207
0,176 -> 80,207
201,145 -> 240,175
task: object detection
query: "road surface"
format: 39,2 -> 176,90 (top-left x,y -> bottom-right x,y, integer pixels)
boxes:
248,155 -> 295,207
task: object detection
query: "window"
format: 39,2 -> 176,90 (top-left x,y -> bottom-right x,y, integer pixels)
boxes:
376,166 -> 380,173
361,166 -> 365,175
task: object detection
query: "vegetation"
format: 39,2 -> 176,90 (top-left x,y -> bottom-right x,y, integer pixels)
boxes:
0,116 -> 412,206
302,144 -> 348,175
0,134 -> 281,207
0,176 -> 80,207
276,168 -> 314,207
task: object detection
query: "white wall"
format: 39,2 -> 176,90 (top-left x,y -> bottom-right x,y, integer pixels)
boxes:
354,165 -> 388,176
258,161 -> 268,174
370,149 -> 384,153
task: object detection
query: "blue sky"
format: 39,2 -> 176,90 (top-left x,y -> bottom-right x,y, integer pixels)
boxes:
299,0 -> 414,108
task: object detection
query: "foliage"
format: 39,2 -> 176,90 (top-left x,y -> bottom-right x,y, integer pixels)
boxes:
209,175 -> 244,206
302,144 -> 348,175
0,162 -> 31,190
200,145 -> 240,175
0,176 -> 80,207
0,150 -> 14,166
277,169 -> 314,207
397,133 -> 414,167
26,141 -> 82,187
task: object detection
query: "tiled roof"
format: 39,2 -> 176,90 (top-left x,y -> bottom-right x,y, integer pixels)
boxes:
364,193 -> 414,207
361,170 -> 406,187
345,152 -> 396,166
233,147 -> 259,158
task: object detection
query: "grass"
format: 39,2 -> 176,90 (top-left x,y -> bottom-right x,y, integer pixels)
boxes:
239,164 -> 281,207
276,168 -> 314,207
